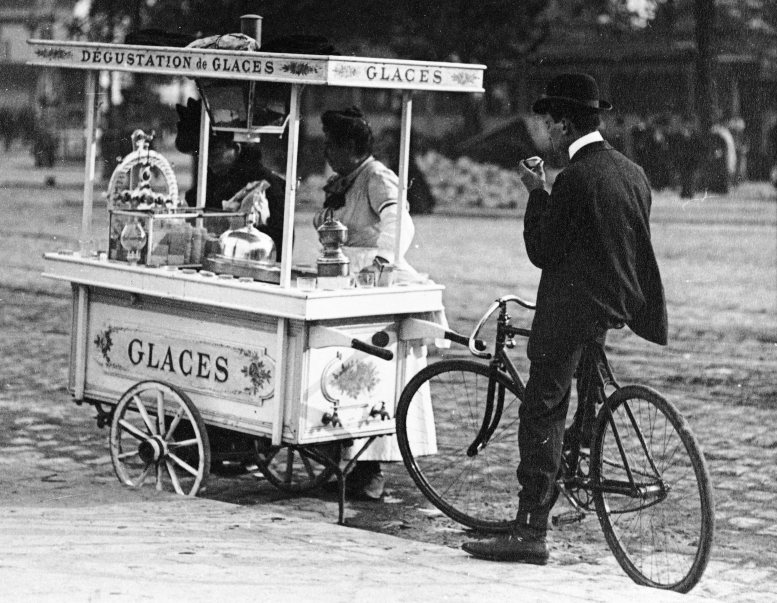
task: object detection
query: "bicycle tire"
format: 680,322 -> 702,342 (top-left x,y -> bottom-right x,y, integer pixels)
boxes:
396,359 -> 522,532
591,385 -> 714,593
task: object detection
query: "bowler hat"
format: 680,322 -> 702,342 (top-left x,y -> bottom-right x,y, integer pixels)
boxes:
532,73 -> 612,114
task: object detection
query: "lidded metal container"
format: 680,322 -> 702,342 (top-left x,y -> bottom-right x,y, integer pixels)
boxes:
219,224 -> 275,261
316,208 -> 350,277
218,179 -> 276,262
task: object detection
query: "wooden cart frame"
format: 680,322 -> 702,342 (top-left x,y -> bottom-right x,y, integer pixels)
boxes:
28,20 -> 485,522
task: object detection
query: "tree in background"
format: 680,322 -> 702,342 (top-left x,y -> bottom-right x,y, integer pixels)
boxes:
70,0 -> 777,180
71,1 -> 777,116
69,1 -> 161,176
71,0 -> 552,141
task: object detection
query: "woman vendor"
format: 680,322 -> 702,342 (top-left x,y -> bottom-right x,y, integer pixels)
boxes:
313,107 -> 417,279
314,106 -> 436,500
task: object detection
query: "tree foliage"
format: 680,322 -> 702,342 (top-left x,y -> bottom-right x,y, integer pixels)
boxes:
607,0 -> 777,39
73,0 -> 551,64
73,1 -> 777,62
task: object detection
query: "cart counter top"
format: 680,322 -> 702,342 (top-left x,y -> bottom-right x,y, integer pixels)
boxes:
43,252 -> 445,321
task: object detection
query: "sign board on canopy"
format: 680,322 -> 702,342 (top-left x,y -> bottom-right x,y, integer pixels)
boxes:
27,40 -> 485,93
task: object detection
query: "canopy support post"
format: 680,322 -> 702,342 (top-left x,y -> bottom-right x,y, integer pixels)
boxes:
271,317 -> 288,446
74,71 -> 98,399
79,70 -> 98,256
270,84 -> 301,446
196,100 -> 211,209
394,90 -> 413,265
280,84 -> 301,288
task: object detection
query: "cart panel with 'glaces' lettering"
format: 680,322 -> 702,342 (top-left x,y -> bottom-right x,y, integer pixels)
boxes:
75,288 -> 406,444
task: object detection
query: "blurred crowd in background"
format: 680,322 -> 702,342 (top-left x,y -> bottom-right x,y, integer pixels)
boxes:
0,98 -> 771,208
608,113 -> 746,197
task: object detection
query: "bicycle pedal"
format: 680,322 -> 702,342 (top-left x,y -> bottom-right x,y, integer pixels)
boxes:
552,510 -> 586,526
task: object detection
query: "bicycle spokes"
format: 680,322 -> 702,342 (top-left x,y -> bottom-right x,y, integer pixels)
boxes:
591,386 -> 714,592
596,402 -> 667,506
397,359 -> 524,533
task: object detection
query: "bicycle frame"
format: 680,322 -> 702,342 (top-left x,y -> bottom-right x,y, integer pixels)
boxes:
465,296 -> 529,457
595,401 -> 669,506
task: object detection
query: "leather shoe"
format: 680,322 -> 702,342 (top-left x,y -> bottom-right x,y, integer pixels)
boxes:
462,525 -> 549,564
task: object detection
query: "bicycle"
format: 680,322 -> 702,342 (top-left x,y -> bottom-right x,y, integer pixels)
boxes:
396,294 -> 714,593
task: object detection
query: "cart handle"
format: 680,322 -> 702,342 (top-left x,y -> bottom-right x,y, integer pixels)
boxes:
350,338 -> 393,361
309,325 -> 394,362
398,318 -> 486,351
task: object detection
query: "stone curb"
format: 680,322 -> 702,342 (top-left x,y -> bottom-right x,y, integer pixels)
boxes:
2,493 -> 712,603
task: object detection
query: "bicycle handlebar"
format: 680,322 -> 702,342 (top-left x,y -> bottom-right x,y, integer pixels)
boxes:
468,294 -> 536,358
445,330 -> 487,351
499,294 -> 536,311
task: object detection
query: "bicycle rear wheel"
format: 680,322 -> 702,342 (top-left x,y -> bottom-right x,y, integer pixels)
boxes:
396,359 -> 522,532
591,385 -> 714,593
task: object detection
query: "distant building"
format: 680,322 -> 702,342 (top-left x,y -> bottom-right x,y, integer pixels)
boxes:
500,18 -> 777,178
1,0 -> 83,105
1,0 -> 86,158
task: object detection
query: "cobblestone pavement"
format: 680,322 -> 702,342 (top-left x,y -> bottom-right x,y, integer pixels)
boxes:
2,357 -> 776,601
1,472 -> 708,603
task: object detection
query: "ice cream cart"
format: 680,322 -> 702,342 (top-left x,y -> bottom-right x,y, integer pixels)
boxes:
27,15 -> 485,522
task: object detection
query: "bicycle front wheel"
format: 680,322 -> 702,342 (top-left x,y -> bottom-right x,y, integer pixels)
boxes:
396,359 -> 522,532
591,385 -> 714,593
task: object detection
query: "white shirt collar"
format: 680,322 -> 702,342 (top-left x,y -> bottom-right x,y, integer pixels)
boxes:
568,130 -> 604,159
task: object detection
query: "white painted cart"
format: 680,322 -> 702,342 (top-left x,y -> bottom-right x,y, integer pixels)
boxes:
28,19 -> 485,522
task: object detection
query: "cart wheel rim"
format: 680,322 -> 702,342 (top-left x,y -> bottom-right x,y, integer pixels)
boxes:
253,439 -> 340,493
110,380 -> 210,496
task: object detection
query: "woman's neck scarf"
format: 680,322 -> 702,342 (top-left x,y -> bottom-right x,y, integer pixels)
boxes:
323,156 -> 373,210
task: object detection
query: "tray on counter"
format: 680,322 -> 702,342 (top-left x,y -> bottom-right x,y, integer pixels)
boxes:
202,255 -> 316,284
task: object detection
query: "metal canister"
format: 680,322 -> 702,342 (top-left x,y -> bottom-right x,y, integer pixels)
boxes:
316,208 -> 350,277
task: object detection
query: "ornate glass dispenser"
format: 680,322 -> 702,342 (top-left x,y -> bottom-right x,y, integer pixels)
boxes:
119,218 -> 147,264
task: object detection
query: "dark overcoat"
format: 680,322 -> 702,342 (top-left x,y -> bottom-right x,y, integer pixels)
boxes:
523,140 -> 668,360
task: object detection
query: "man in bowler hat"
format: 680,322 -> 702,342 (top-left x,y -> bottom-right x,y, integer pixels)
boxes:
462,73 -> 668,564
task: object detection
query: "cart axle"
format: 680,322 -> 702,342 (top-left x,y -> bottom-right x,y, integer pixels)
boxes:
138,436 -> 167,464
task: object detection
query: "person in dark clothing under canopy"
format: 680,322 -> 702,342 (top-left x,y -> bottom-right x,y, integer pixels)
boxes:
175,98 -> 287,259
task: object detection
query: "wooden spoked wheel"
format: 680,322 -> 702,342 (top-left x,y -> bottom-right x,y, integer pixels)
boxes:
253,438 -> 340,493
110,381 -> 210,496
